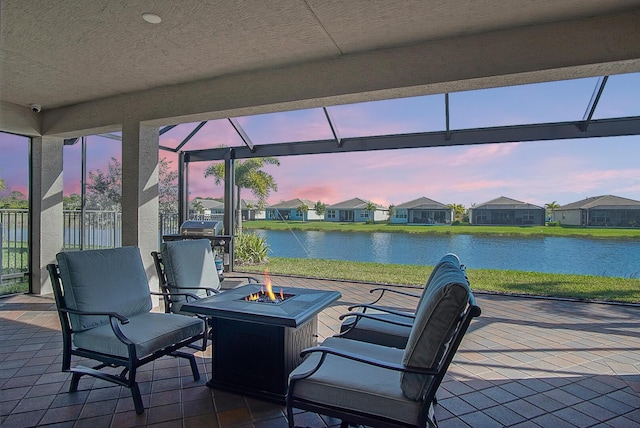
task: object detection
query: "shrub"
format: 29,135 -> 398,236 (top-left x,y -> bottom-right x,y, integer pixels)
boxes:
547,221 -> 561,227
234,232 -> 269,265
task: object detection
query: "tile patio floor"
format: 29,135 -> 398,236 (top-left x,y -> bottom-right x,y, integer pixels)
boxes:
1,274 -> 640,427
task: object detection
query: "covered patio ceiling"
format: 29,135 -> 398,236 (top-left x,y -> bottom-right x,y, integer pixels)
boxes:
2,1 -> 640,295
2,1 -> 640,138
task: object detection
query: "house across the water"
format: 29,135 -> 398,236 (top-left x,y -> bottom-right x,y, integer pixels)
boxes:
325,198 -> 387,222
391,197 -> 453,225
265,198 -> 322,221
469,196 -> 545,226
553,195 -> 640,227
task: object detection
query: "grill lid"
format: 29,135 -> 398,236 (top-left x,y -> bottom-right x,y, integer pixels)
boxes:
179,220 -> 223,236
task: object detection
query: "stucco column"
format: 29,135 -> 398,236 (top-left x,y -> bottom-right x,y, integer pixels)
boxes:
30,136 -> 64,295
121,121 -> 160,297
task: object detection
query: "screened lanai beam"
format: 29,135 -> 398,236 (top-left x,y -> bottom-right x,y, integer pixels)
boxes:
159,124 -> 178,135
445,93 -> 451,141
174,121 -> 207,152
185,116 -> 640,162
98,133 -> 122,141
323,107 -> 342,147
228,118 -> 255,152
581,76 -> 608,132
178,152 -> 189,224
98,126 -> 173,141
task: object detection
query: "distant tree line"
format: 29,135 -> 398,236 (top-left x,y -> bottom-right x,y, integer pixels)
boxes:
0,157 -> 178,211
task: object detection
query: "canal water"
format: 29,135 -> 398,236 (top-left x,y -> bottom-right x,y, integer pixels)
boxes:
253,229 -> 640,278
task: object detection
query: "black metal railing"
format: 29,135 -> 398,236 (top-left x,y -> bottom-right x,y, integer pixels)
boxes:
1,209 -> 224,286
0,209 -> 29,284
64,210 -> 122,250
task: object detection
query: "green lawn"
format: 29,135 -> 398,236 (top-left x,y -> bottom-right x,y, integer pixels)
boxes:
1,245 -> 29,296
238,257 -> 640,304
243,220 -> 640,239
238,220 -> 640,303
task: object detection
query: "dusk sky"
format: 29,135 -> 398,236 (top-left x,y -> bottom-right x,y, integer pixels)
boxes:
1,73 -> 639,209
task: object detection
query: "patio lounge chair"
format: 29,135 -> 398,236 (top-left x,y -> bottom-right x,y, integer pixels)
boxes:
286,255 -> 480,428
152,239 -> 260,314
337,253 -> 463,349
47,246 -> 205,414
151,239 -> 259,349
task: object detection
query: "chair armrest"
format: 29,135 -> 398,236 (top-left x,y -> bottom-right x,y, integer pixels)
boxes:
368,287 -> 422,305
337,312 -> 414,328
150,290 -> 207,303
165,285 -> 220,296
58,306 -> 129,324
346,303 -> 415,319
58,307 -> 135,346
221,274 -> 260,283
291,345 -> 438,382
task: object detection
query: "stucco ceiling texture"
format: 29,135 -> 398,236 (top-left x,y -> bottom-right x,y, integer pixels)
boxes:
2,0 -> 640,135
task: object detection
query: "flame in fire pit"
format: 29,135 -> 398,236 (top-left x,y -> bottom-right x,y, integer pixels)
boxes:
243,268 -> 292,303
264,268 -> 276,301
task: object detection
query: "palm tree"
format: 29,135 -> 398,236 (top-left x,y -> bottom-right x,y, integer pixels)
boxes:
204,157 -> 280,232
545,201 -> 561,222
314,201 -> 326,218
365,201 -> 377,223
387,204 -> 396,222
447,203 -> 466,222
298,203 -> 309,221
191,199 -> 205,215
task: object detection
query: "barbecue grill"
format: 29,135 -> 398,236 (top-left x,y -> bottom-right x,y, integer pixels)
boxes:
162,220 -> 233,270
179,220 -> 222,236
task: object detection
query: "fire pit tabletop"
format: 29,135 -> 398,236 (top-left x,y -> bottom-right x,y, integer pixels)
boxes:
180,283 -> 341,328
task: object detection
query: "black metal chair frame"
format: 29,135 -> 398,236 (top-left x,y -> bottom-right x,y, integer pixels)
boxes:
151,251 -> 219,311
151,250 -> 260,350
335,287 -> 421,343
286,293 -> 481,428
47,263 -> 204,415
338,260 -> 470,343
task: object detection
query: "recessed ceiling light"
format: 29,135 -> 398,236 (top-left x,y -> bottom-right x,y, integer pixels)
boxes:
142,13 -> 161,24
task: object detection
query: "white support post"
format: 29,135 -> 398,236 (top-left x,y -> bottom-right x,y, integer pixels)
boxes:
30,136 -> 64,295
121,121 -> 160,299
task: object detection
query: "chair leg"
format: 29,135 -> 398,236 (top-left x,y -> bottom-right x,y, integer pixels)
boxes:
131,382 -> 144,415
187,354 -> 200,381
69,371 -> 82,393
172,351 -> 201,381
286,403 -> 295,428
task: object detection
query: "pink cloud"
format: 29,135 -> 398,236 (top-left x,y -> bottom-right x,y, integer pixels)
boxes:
286,185 -> 339,202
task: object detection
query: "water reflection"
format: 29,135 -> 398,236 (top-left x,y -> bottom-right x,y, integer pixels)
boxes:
254,229 -> 640,278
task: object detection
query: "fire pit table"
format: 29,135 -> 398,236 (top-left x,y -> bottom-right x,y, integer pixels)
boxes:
180,282 -> 341,402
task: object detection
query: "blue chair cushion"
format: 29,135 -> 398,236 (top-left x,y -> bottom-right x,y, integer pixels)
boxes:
340,312 -> 413,349
56,247 -> 152,332
161,239 -> 220,312
73,312 -> 204,358
290,337 -> 423,425
400,261 -> 470,400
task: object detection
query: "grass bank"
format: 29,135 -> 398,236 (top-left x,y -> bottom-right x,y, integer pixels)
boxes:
243,220 -> 640,240
238,257 -> 640,304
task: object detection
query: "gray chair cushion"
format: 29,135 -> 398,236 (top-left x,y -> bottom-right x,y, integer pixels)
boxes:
339,253 -> 462,349
290,337 -> 423,425
56,247 -> 152,332
73,312 -> 204,358
340,312 -> 412,349
161,239 -> 220,313
413,253 -> 462,310
400,261 -> 470,400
